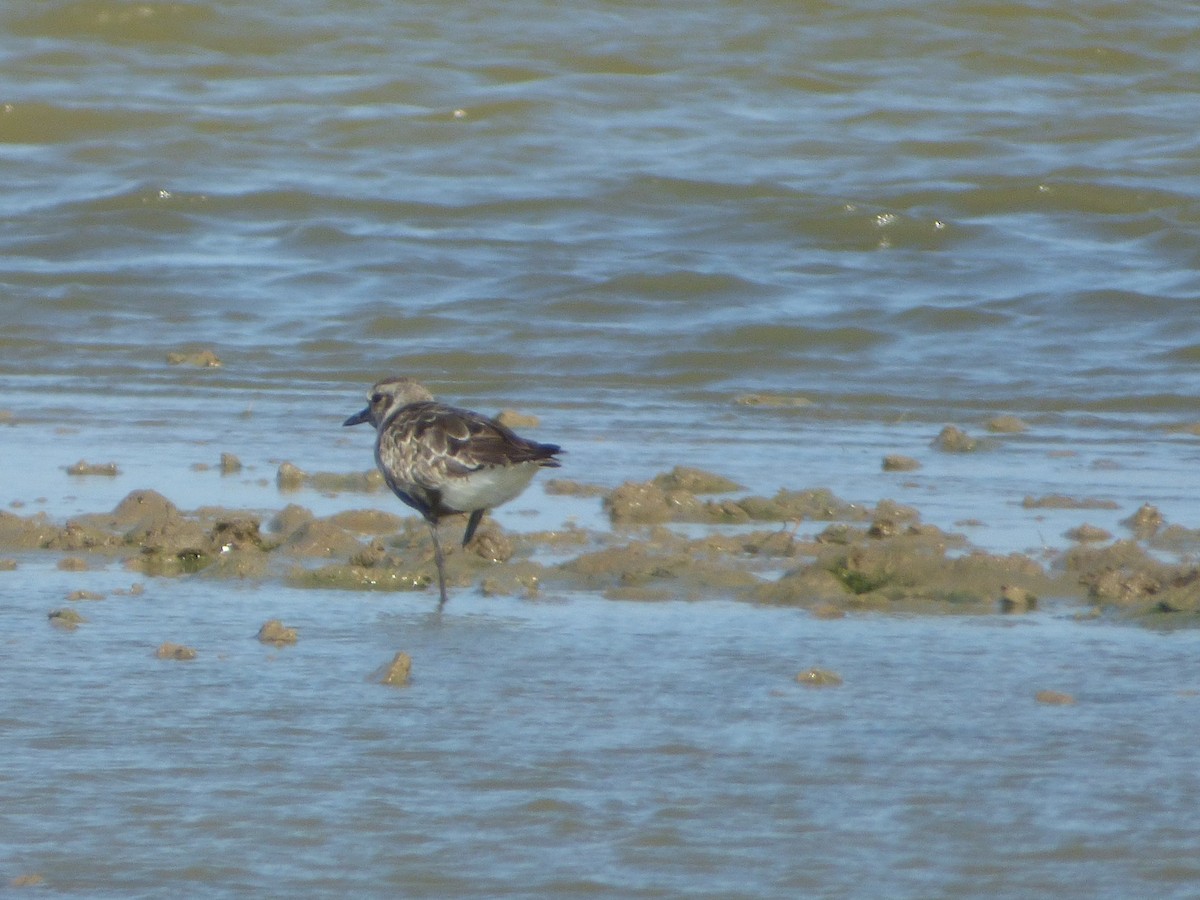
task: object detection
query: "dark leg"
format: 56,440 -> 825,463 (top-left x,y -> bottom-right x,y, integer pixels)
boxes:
426,520 -> 449,610
462,509 -> 485,547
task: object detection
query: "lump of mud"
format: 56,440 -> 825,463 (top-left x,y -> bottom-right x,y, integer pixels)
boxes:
734,393 -> 814,408
651,466 -> 744,494
467,523 -> 514,563
0,511 -> 58,550
276,462 -> 307,490
932,425 -> 976,453
100,490 -> 207,550
759,529 -> 1059,613
882,454 -> 921,472
985,415 -> 1029,433
167,348 -> 222,367
257,619 -> 298,645
735,488 -> 869,523
43,520 -> 120,553
206,517 -> 267,553
308,469 -> 385,493
1035,690 -> 1075,706
559,540 -> 760,600
326,508 -> 408,534
796,668 -> 843,687
605,481 -> 704,525
1122,503 -> 1163,539
66,460 -> 120,476
155,642 -> 197,660
219,453 -> 242,474
1149,523 -> 1200,554
1022,494 -> 1119,510
544,478 -> 607,498
48,608 -> 86,630
66,590 -> 104,602
287,564 -> 432,592
268,504 -> 314,538
0,558 -> 15,570
1062,539 -> 1200,617
480,561 -> 545,599
279,520 -> 363,558
1065,524 -> 1112,543
375,651 -> 412,687
999,584 -> 1037,613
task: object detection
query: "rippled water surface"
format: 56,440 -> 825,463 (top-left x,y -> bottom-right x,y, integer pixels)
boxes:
3,0 -> 1200,895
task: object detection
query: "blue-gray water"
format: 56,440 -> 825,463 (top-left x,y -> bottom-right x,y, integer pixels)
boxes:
3,0 -> 1200,895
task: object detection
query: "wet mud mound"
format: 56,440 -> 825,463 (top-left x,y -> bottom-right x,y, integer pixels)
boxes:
3,479 -> 1200,626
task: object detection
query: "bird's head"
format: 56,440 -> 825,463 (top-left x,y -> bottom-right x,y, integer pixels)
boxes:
343,376 -> 435,429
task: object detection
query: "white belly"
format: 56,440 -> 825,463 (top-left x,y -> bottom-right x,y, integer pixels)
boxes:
439,463 -> 541,513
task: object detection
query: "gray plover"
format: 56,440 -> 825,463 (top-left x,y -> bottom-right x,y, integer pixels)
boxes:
344,376 -> 562,609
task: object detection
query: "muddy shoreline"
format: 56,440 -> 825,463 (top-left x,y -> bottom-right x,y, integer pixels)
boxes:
4,464 -> 1198,626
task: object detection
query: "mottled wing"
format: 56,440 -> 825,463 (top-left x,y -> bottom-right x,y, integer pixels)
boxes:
408,402 -> 561,475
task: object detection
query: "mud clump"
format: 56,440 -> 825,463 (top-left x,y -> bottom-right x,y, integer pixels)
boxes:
167,348 -> 221,367
0,511 -> 58,550
276,462 -> 307,490
985,415 -> 1029,433
882,454 -> 921,472
257,619 -> 298,645
604,481 -> 705,525
734,393 -> 814,408
375,652 -> 412,686
49,608 -> 86,630
999,584 -> 1037,613
932,426 -> 976,453
1122,503 -> 1163,539
219,453 -> 243,474
560,538 -> 761,601
651,466 -> 744,494
544,478 -> 607,498
1065,524 -> 1112,543
279,519 -> 363,558
1035,690 -> 1075,706
287,564 -> 432,592
155,642 -> 197,660
466,522 -> 514,563
66,460 -> 120,476
1063,540 -> 1200,617
759,525 -> 1061,614
796,668 -> 843,687
1022,494 -> 1119,510
325,508 -> 408,534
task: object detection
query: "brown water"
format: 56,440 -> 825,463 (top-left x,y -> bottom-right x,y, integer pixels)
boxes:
3,0 -> 1200,895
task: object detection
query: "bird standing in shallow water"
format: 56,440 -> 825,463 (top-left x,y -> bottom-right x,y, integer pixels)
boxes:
344,376 -> 563,610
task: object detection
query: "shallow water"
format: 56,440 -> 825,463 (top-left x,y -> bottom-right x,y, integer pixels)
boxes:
3,0 -> 1200,895
7,563 -> 1200,898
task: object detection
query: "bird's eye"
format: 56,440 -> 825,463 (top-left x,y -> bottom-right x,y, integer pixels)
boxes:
371,393 -> 384,404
